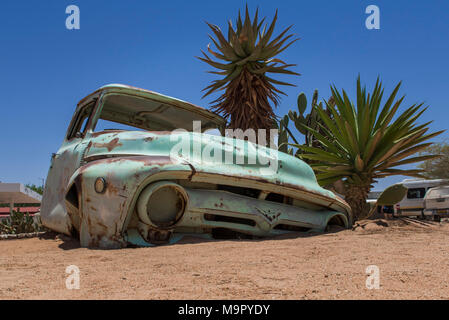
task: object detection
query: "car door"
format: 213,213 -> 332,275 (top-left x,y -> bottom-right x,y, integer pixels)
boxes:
40,100 -> 97,234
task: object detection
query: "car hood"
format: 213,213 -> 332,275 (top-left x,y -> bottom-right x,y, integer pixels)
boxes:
83,130 -> 338,201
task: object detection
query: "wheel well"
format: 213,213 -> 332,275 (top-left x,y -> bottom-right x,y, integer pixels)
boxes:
326,214 -> 347,229
65,183 -> 80,239
65,183 -> 79,209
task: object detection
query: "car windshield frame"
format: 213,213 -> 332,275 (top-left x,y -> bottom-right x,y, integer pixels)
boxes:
91,91 -> 224,134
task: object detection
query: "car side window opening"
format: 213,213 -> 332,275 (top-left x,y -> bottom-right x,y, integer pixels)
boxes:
67,101 -> 95,140
92,94 -> 160,133
407,188 -> 426,199
94,118 -> 145,132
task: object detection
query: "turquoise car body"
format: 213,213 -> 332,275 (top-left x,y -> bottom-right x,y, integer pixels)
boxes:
40,84 -> 352,248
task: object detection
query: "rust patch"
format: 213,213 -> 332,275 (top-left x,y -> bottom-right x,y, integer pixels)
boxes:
79,155 -> 175,173
186,162 -> 196,181
107,183 -> 120,196
92,138 -> 123,152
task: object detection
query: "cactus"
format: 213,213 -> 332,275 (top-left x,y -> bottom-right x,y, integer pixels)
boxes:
276,90 -> 334,158
288,90 -> 333,148
0,210 -> 43,235
276,115 -> 293,155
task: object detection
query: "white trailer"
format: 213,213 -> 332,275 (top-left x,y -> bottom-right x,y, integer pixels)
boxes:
423,186 -> 449,221
393,179 -> 449,218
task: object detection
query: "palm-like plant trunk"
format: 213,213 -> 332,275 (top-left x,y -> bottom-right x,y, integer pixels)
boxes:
343,184 -> 372,221
212,68 -> 277,146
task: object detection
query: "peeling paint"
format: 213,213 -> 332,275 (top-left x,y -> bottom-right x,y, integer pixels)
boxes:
92,138 -> 123,152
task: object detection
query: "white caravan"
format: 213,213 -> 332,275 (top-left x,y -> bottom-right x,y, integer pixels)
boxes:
393,179 -> 449,218
423,186 -> 449,221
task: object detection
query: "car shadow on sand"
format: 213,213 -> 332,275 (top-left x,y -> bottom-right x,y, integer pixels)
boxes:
39,225 -> 347,251
38,231 -> 82,250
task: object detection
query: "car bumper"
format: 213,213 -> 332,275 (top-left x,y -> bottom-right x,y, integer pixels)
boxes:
126,187 -> 348,246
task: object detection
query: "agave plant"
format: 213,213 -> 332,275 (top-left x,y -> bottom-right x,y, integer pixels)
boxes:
198,6 -> 299,141
291,77 -> 443,221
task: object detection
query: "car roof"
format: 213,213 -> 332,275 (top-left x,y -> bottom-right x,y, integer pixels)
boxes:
77,83 -> 226,130
399,179 -> 449,187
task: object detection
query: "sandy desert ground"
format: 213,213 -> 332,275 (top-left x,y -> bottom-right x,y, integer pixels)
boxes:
1,218 -> 448,300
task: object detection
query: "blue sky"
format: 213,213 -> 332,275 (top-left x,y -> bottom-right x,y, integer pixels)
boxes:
0,0 -> 448,190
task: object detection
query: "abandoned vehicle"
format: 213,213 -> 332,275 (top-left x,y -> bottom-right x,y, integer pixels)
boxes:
40,84 -> 352,248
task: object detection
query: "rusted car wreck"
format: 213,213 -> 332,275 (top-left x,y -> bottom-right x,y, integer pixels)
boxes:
41,84 -> 352,248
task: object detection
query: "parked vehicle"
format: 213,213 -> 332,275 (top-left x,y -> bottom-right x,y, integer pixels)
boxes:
423,186 -> 449,222
393,179 -> 449,218
40,84 -> 352,248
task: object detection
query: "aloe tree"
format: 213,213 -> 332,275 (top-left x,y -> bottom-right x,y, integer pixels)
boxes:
198,6 -> 299,142
291,77 -> 443,221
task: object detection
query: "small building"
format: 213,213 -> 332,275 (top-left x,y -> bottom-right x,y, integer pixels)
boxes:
0,183 -> 42,218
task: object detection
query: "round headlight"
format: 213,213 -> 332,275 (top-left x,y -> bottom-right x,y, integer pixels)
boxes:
94,177 -> 107,194
137,181 -> 187,228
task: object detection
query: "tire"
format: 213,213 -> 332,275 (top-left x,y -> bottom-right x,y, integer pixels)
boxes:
434,215 -> 441,222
